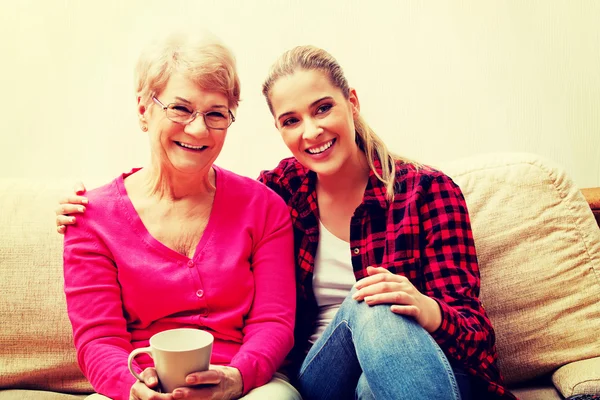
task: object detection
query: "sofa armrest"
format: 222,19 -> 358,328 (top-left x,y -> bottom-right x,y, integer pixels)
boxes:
581,187 -> 600,228
552,356 -> 600,397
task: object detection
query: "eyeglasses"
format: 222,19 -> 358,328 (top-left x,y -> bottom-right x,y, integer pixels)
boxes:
152,97 -> 235,130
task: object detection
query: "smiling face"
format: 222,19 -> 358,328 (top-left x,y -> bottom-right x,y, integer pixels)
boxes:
269,69 -> 361,177
139,73 -> 230,176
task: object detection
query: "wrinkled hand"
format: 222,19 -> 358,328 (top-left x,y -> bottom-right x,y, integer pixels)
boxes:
130,367 -> 172,400
352,266 -> 442,332
55,181 -> 88,234
139,365 -> 243,400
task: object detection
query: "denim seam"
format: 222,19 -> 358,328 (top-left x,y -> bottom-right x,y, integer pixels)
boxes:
423,331 -> 462,400
298,319 -> 351,380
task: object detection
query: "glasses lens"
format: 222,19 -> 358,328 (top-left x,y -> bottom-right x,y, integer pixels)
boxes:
165,104 -> 232,128
204,111 -> 231,129
166,104 -> 194,123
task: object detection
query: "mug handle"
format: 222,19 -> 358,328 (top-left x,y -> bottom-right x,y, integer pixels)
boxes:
128,346 -> 153,382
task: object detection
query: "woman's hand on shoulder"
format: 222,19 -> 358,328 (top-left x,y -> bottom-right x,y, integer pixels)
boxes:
55,182 -> 88,234
130,367 -> 172,400
352,266 -> 442,333
171,365 -> 243,400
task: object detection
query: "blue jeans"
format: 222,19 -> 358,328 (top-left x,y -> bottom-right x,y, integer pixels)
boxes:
296,290 -> 464,400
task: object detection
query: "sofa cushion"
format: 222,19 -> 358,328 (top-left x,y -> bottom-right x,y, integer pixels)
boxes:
0,390 -> 86,400
511,385 -> 562,400
0,179 -> 93,394
552,357 -> 600,397
442,153 -> 600,385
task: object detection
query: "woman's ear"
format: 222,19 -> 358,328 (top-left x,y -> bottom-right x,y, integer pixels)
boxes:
137,96 -> 148,132
137,96 -> 147,120
348,88 -> 360,118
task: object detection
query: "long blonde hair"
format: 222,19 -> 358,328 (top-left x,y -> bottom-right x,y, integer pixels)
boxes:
262,45 -> 412,202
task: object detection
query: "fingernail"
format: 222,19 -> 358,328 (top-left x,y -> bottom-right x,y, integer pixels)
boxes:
352,292 -> 359,300
148,377 -> 156,385
186,375 -> 196,384
69,217 -> 76,223
82,199 -> 88,204
78,206 -> 85,212
173,389 -> 183,398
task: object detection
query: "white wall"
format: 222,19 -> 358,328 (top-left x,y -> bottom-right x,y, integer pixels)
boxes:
2,0 -> 599,188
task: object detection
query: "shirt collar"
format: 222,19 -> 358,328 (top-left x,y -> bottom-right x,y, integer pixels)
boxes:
289,169 -> 320,223
362,156 -> 392,210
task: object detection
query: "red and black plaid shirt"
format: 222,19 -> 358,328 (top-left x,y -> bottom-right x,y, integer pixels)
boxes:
259,156 -> 516,399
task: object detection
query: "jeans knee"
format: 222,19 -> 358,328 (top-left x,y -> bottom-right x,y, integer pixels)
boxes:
334,299 -> 433,353
337,289 -> 393,321
340,293 -> 420,330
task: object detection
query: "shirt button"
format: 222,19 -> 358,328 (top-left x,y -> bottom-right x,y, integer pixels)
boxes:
187,260 -> 194,268
353,247 -> 360,255
196,289 -> 204,298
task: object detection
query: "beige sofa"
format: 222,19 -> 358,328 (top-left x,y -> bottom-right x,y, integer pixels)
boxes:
1,153 -> 599,400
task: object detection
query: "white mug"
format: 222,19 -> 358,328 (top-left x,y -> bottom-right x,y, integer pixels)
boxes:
127,328 -> 214,393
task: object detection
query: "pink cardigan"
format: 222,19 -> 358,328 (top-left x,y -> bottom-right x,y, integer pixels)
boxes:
63,166 -> 296,399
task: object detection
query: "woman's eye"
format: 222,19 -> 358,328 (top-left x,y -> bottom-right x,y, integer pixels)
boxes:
206,111 -> 227,120
316,104 -> 333,114
282,118 -> 299,127
172,105 -> 193,114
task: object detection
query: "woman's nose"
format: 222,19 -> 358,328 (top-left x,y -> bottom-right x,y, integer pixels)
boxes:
302,119 -> 323,140
184,115 -> 210,137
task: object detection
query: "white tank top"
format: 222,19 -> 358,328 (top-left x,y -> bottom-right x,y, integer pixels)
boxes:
309,221 -> 355,344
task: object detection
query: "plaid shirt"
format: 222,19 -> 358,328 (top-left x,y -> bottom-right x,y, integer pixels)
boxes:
258,156 -> 516,399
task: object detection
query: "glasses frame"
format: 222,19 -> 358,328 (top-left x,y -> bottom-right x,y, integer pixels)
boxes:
152,97 -> 235,130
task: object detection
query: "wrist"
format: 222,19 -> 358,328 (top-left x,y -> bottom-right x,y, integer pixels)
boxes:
228,367 -> 243,399
423,296 -> 442,333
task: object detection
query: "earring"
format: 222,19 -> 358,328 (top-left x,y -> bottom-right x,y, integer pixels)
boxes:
141,125 -> 148,132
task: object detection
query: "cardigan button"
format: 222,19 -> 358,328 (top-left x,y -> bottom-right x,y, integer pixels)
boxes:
353,247 -> 360,255
187,260 -> 194,268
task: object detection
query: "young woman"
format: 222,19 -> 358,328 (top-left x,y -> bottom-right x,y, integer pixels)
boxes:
57,44 -> 515,399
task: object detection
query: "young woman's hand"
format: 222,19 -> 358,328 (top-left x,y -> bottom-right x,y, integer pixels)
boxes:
352,266 -> 442,333
130,367 -> 173,399
137,365 -> 243,400
55,182 -> 88,234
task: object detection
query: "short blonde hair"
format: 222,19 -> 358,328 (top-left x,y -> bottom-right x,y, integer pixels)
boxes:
135,30 -> 240,198
262,45 -> 414,202
135,30 -> 240,110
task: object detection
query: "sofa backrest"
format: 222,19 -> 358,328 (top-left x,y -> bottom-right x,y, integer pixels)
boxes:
442,153 -> 600,385
0,178 -> 93,393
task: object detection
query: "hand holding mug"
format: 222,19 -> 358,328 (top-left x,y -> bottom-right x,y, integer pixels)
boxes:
138,365 -> 243,400
130,367 -> 170,399
128,328 -> 214,394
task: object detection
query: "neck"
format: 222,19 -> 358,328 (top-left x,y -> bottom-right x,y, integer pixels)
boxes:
141,164 -> 216,201
316,149 -> 370,196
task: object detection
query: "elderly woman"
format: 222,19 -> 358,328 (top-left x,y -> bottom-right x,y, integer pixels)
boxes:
62,31 -> 298,400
